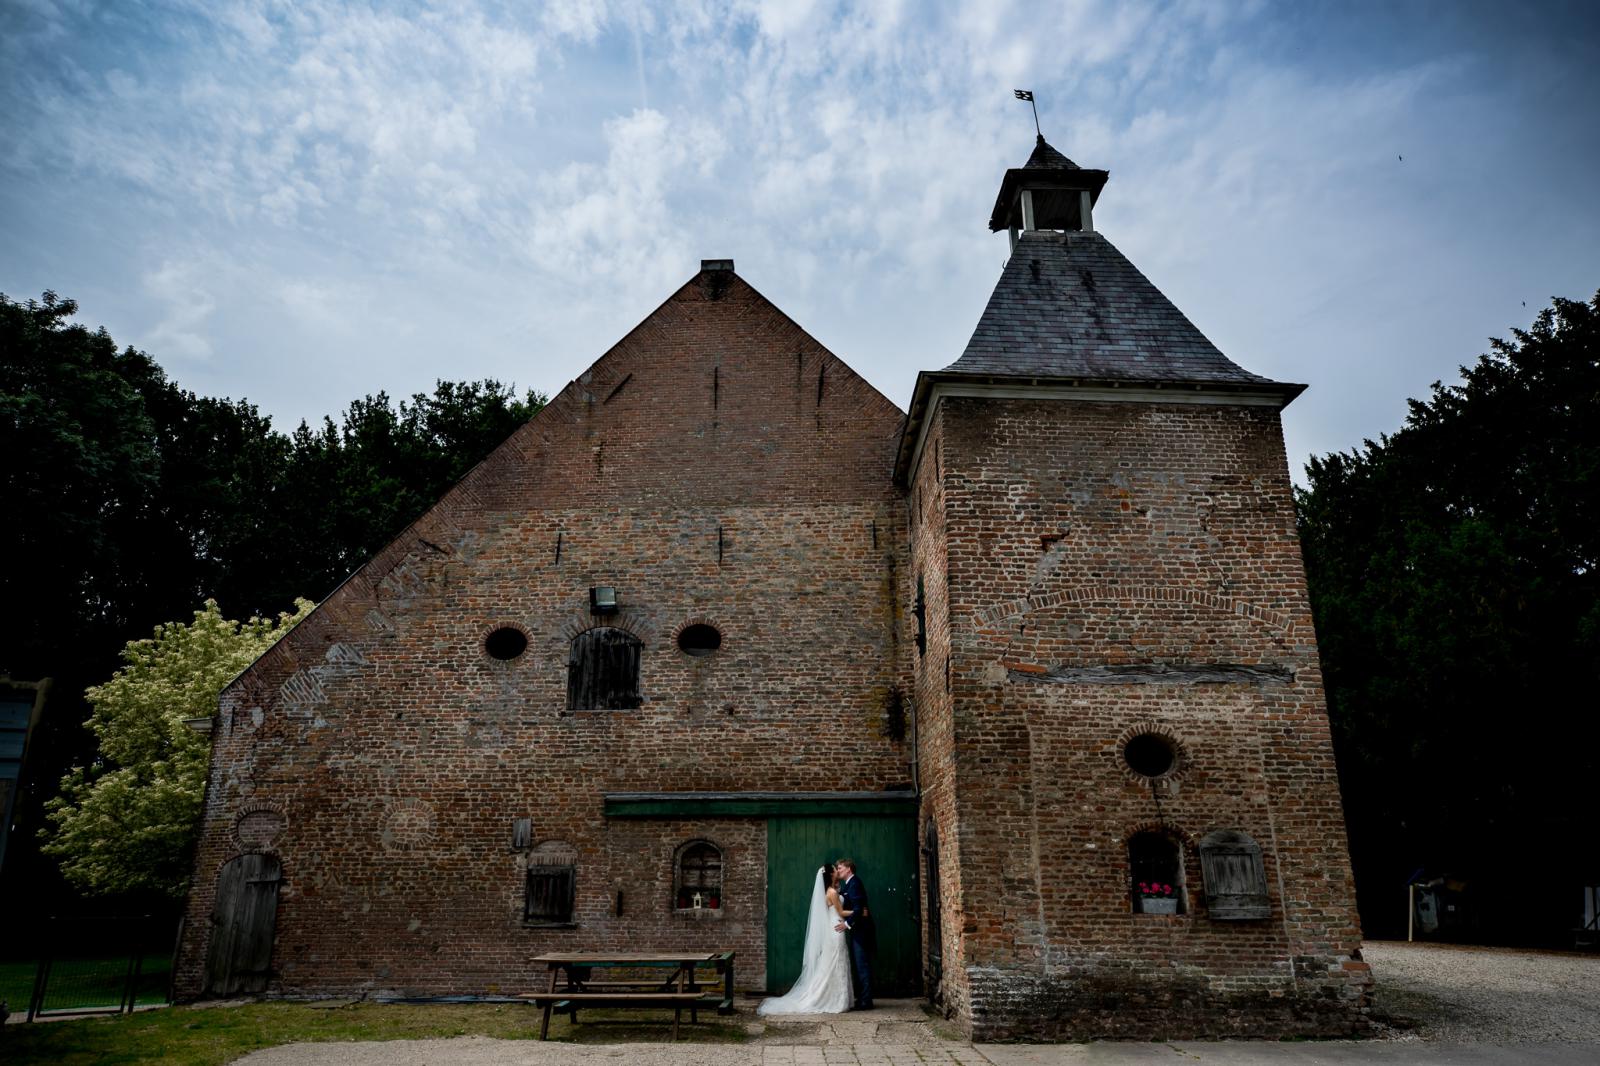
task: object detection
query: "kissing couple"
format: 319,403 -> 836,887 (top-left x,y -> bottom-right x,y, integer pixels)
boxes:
757,858 -> 875,1014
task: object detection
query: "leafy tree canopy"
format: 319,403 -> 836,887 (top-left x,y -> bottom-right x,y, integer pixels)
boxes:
0,290 -> 544,906
1297,291 -> 1600,942
1,288 -> 544,682
42,599 -> 312,898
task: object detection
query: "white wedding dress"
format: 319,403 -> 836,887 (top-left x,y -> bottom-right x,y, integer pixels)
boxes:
757,868 -> 853,1014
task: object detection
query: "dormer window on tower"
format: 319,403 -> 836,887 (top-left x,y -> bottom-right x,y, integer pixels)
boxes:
988,135 -> 1110,253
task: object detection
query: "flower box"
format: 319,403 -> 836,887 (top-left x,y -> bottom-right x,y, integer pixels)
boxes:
1139,897 -> 1180,915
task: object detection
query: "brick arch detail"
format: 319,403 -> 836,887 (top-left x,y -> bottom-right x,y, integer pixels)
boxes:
201,845 -> 294,889
1123,819 -> 1199,852
230,800 -> 289,852
973,584 -> 1294,634
479,619 -> 533,662
670,616 -> 727,651
528,838 -> 578,864
672,836 -> 726,863
379,797 -> 439,855
1114,720 -> 1191,787
556,610 -> 655,645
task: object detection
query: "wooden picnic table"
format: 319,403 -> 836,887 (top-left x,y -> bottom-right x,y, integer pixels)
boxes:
522,951 -> 736,1040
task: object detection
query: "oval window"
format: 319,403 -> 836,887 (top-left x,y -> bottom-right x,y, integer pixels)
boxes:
1123,733 -> 1177,778
485,626 -> 529,661
677,624 -> 722,657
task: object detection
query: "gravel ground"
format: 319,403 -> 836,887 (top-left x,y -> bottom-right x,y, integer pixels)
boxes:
1365,940 -> 1600,1042
231,943 -> 1600,1064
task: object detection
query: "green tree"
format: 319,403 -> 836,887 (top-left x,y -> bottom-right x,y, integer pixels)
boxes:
268,380 -> 545,604
2,289 -> 546,679
3,290 -> 543,910
42,600 -> 312,898
0,291 -> 169,679
1298,291 -> 1600,943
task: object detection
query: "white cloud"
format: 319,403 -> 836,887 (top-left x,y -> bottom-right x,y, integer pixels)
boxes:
2,0 -> 1595,478
144,260 -> 219,362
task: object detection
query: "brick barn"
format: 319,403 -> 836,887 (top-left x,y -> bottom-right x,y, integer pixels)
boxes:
176,138 -> 1372,1039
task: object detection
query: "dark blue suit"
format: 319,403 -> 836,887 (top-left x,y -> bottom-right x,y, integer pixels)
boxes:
839,873 -> 873,1008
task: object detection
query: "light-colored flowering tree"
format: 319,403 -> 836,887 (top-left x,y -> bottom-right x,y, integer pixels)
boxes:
43,598 -> 311,898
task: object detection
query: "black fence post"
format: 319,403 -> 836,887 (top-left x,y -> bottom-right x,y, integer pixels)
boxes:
26,919 -> 54,1023
168,914 -> 186,1006
119,951 -> 139,1013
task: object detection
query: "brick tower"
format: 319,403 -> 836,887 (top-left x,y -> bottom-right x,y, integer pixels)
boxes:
896,137 -> 1371,1039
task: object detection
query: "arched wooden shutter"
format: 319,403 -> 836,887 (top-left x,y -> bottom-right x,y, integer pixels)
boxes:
204,853 -> 282,995
525,842 -> 577,924
567,627 -> 642,710
1199,830 -> 1270,919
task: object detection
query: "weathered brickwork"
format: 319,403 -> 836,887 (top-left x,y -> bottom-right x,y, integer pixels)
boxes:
175,270 -> 914,999
914,396 -> 1369,1040
907,410 -> 971,1021
176,246 -> 1368,1040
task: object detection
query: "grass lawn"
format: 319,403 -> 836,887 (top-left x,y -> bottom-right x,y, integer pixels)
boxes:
1,956 -> 172,1014
1,999 -> 751,1065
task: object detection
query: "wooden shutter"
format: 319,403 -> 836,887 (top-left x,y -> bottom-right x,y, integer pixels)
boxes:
1199,830 -> 1270,920
204,853 -> 283,995
567,627 -> 642,710
525,865 -> 576,923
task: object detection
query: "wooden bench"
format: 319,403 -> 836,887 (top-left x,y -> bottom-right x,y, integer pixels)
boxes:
518,990 -> 711,1040
526,951 -> 737,1040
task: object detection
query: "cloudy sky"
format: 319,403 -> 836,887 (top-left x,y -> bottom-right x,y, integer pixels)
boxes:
3,0 -> 1597,477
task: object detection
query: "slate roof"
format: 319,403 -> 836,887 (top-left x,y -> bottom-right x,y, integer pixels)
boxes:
1022,137 -> 1082,170
945,229 -> 1276,385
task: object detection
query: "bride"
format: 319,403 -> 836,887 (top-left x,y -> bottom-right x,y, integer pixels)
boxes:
757,864 -> 854,1014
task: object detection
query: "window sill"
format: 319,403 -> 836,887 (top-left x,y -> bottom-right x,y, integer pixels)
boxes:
673,908 -> 725,918
522,921 -> 579,929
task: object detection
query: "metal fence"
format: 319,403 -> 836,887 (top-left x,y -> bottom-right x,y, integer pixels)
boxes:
3,915 -> 176,1021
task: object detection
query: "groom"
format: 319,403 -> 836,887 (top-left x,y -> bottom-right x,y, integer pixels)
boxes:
833,858 -> 874,1010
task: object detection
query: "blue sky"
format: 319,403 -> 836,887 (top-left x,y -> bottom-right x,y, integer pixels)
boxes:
3,1 -> 1597,478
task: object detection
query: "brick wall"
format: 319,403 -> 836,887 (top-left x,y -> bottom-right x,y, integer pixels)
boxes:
907,409 -> 971,1020
175,264 -> 1369,1039
175,270 -> 914,999
920,395 -> 1370,1039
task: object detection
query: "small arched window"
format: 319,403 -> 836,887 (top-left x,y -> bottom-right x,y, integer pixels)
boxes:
1128,831 -> 1184,914
675,841 -> 723,910
568,627 -> 642,710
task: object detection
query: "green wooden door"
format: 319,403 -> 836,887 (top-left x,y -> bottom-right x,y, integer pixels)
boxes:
766,816 -> 920,995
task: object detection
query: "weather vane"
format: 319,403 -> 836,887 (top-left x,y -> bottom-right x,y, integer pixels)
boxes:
1014,89 -> 1041,138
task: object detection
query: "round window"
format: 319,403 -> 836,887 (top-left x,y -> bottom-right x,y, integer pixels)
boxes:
1123,733 -> 1177,778
484,626 -> 529,661
677,624 -> 722,657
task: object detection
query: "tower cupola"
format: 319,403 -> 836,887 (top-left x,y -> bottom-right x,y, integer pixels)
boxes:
988,135 -> 1109,252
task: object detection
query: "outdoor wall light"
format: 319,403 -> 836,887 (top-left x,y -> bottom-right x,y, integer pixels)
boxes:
590,586 -> 619,615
